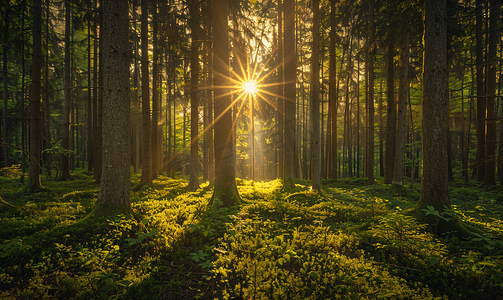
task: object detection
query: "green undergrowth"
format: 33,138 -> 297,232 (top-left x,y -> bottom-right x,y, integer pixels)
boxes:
1,167 -> 502,299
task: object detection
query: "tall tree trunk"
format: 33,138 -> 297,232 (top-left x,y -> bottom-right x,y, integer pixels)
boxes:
87,7 -> 93,172
391,30 -> 409,194
140,0 -> 152,185
420,0 -> 450,217
277,0 -> 284,179
310,0 -> 320,190
283,0 -> 295,189
95,0 -> 131,215
475,0 -> 485,182
384,39 -> 396,184
62,0 -> 72,180
28,0 -> 42,190
367,0 -> 375,184
188,0 -> 200,188
483,0 -> 498,185
2,10 -> 9,168
209,0 -> 241,207
93,1 -> 103,183
151,1 -> 159,179
42,0 -> 50,177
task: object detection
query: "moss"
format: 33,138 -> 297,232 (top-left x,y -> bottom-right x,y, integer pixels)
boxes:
406,201 -> 482,238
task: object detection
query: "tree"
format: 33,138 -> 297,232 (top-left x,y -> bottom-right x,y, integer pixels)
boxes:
474,0 -> 485,182
27,0 -> 42,191
391,29 -> 409,194
384,38 -> 395,184
416,0 -> 470,236
139,0 -> 152,186
188,0 -> 200,188
2,8 -> 9,168
283,0 -> 295,189
209,0 -> 241,207
94,0 -> 131,215
483,0 -> 498,186
310,0 -> 320,191
61,0 -> 72,180
366,0 -> 375,185
329,0 -> 337,180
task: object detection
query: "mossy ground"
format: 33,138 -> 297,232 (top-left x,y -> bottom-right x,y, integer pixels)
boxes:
1,167 -> 502,299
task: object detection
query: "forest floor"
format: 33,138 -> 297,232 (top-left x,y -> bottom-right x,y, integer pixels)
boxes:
1,168 -> 503,299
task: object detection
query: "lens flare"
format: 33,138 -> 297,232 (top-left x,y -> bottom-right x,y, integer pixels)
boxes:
243,80 -> 258,95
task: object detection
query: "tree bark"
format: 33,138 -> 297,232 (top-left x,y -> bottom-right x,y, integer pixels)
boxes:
483,0 -> 498,186
384,39 -> 396,184
28,0 -> 42,190
277,0 -> 284,180
367,0 -> 375,184
475,0 -> 485,182
188,0 -> 200,188
95,0 -> 131,215
151,1 -> 159,180
2,9 -> 9,168
140,0 -> 152,185
391,30 -> 409,194
310,0 -> 320,191
209,0 -> 241,207
283,0 -> 296,189
329,0 -> 337,179
61,0 -> 72,180
419,0 -> 451,219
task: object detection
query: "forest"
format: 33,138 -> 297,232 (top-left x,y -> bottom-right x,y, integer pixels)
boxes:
1,0 -> 503,299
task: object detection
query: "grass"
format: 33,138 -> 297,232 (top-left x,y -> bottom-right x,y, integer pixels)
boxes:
1,167 -> 502,299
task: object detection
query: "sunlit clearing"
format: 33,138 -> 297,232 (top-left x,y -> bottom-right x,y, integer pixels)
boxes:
243,80 -> 258,95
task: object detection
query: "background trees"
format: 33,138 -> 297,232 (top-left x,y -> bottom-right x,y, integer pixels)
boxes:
0,0 -> 501,205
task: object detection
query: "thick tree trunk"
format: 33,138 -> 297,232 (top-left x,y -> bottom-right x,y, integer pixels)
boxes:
391,30 -> 409,194
28,0 -> 42,190
188,0 -> 200,188
483,0 -> 498,186
310,0 -> 320,191
95,0 -> 131,215
209,0 -> 241,207
140,0 -> 152,185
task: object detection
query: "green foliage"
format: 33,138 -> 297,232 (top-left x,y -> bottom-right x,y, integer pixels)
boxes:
0,170 -> 502,299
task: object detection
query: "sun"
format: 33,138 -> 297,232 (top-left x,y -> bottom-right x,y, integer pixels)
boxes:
242,80 -> 258,95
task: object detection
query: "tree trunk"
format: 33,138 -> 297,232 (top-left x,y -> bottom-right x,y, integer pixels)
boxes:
367,0 -> 375,184
283,0 -> 295,189
310,0 -> 320,191
327,1 -> 338,179
483,0 -> 498,186
188,0 -> 200,188
2,10 -> 9,168
61,0 -> 72,180
87,9 -> 93,172
151,1 -> 159,180
277,0 -> 284,180
28,0 -> 42,190
384,39 -> 396,184
95,0 -> 131,215
475,0 -> 485,182
209,0 -> 241,207
391,30 -> 409,194
140,0 -> 152,185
